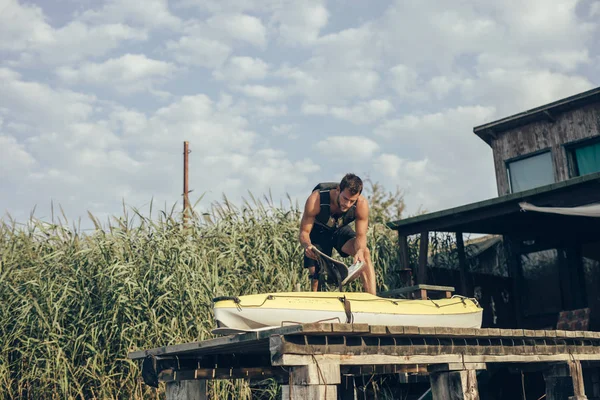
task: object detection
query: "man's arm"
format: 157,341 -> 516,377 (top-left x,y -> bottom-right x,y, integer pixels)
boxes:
353,195 -> 370,263
299,190 -> 320,259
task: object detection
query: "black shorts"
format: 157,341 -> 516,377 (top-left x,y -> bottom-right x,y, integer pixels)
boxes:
303,225 -> 356,269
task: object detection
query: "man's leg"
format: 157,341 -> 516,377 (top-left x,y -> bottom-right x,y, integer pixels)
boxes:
340,238 -> 376,295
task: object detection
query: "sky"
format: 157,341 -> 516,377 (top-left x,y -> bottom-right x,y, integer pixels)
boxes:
1,0 -> 599,229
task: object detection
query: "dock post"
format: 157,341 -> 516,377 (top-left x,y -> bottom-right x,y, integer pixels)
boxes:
428,363 -> 483,400
281,362 -> 340,400
544,361 -> 588,400
165,380 -> 207,400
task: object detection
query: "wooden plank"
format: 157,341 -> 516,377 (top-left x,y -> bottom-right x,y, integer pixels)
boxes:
158,367 -> 285,382
369,325 -> 387,335
430,369 -> 479,400
165,380 -> 207,400
291,363 -> 341,385
428,363 -> 487,372
273,353 -> 600,367
282,384 -> 337,400
456,232 -> 469,296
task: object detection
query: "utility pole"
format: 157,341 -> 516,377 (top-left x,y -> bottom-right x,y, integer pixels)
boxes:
183,141 -> 190,225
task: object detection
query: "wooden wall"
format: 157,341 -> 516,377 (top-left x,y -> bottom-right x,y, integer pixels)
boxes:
491,102 -> 600,195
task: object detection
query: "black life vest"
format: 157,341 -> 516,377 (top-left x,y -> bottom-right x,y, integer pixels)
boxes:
312,182 -> 357,232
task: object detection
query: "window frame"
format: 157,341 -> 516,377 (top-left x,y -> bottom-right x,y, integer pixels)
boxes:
505,148 -> 555,194
563,135 -> 600,178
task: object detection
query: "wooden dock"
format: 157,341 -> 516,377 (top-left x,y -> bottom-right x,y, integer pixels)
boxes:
128,323 -> 600,399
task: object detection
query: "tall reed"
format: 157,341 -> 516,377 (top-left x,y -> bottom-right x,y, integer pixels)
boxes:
0,192 -> 407,399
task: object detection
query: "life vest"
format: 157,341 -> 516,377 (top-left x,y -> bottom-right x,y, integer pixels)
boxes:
312,182 -> 357,232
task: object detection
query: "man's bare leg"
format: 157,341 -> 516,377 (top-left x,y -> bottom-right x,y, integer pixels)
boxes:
308,266 -> 319,291
341,239 -> 376,295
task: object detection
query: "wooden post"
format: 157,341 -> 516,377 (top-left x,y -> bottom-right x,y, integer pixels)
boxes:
429,369 -> 479,399
282,363 -> 340,400
417,231 -> 429,285
337,375 -> 356,400
166,380 -> 207,400
503,236 -> 523,328
398,233 -> 413,286
456,232 -> 469,296
543,361 -> 588,400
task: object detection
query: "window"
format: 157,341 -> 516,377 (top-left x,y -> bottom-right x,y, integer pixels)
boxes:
568,138 -> 600,177
507,151 -> 555,193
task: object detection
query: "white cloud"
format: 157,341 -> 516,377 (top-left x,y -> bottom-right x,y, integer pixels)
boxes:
206,14 -> 267,48
79,0 -> 181,29
374,154 -> 434,182
0,68 -> 96,131
213,56 -> 269,82
166,36 -> 231,68
315,136 -> 380,159
272,0 -> 329,45
302,100 -> 394,124
234,85 -> 286,102
56,54 -> 177,95
0,0 -> 53,51
0,135 -> 35,174
0,1 -> 147,65
301,103 -> 328,115
330,100 -> 394,124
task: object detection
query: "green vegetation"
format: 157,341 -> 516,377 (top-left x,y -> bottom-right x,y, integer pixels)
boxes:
0,183 -> 418,399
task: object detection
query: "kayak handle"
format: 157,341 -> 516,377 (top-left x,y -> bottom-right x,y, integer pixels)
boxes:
212,296 -> 241,304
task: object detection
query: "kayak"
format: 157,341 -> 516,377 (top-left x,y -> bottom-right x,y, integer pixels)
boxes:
212,292 -> 483,331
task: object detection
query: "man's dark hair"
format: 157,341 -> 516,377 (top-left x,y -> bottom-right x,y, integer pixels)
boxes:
339,173 -> 363,195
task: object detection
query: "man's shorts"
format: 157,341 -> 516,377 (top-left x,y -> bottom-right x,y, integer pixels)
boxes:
303,225 -> 356,270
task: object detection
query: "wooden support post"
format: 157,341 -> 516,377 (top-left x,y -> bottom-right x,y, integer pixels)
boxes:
282,363 -> 340,400
429,369 -> 479,400
166,380 -> 207,400
456,231 -> 469,296
503,236 -> 523,328
417,231 -> 429,285
544,361 -> 588,400
398,233 -> 413,286
337,375 -> 356,400
569,360 -> 588,400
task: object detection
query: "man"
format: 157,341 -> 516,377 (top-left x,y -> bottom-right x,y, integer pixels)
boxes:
298,173 -> 376,295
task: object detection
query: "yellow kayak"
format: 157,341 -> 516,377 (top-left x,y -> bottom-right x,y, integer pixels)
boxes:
213,292 -> 483,331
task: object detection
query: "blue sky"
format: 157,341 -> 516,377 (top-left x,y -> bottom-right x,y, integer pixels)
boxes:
1,0 -> 599,228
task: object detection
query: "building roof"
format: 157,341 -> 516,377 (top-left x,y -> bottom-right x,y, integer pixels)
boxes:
474,86 -> 600,146
386,171 -> 600,238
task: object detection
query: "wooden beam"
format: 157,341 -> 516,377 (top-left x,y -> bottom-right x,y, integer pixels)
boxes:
165,380 -> 207,400
503,236 -> 524,328
273,354 -> 600,367
544,110 -> 556,122
429,369 -> 479,400
417,231 -> 429,284
456,232 -> 469,296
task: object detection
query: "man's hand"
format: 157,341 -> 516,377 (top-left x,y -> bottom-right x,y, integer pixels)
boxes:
305,244 -> 317,260
354,248 -> 366,264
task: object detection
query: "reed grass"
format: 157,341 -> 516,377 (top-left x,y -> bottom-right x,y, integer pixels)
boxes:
0,190 -> 412,399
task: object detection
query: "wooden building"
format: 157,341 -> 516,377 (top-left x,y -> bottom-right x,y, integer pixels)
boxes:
387,86 -> 600,331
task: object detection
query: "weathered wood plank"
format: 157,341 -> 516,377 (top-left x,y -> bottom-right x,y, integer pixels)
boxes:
430,369 -> 479,400
291,363 -> 341,385
282,384 -> 337,400
165,380 -> 207,400
273,353 -> 600,367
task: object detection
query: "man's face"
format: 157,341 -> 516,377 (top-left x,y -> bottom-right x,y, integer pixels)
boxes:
337,188 -> 360,212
